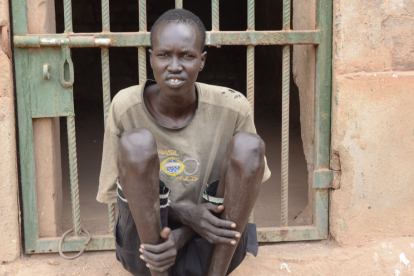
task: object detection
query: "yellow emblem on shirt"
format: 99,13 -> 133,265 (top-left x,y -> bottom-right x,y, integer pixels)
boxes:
160,157 -> 185,177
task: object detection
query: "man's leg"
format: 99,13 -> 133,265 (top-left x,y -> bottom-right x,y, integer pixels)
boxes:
118,127 -> 166,276
208,132 -> 265,276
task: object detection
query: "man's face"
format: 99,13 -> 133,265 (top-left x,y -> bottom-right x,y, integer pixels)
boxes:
149,22 -> 206,97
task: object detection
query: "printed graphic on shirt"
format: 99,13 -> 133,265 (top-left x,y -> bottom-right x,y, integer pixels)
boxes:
158,149 -> 200,182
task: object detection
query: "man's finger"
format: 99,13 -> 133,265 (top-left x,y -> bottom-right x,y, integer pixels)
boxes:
141,254 -> 175,268
206,213 -> 236,229
160,227 -> 171,240
141,240 -> 173,254
147,261 -> 175,273
209,225 -> 241,239
206,233 -> 236,245
142,248 -> 176,262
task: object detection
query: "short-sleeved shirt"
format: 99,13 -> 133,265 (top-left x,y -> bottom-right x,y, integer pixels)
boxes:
97,80 -> 271,205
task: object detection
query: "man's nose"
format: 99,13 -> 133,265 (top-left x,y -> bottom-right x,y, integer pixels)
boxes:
167,56 -> 183,72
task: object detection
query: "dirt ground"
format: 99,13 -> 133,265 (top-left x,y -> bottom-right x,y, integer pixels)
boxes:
1,237 -> 413,276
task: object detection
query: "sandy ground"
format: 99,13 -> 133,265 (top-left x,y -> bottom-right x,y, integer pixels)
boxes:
59,109 -> 309,235
2,237 -> 414,275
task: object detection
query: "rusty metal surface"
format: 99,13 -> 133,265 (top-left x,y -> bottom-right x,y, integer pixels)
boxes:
14,31 -> 320,48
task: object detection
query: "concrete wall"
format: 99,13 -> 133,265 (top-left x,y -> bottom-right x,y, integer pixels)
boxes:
330,0 -> 414,245
0,0 -> 20,262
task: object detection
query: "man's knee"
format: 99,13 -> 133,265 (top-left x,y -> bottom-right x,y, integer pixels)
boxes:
230,132 -> 265,170
119,127 -> 157,164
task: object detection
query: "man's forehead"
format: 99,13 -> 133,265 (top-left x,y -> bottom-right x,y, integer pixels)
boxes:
153,21 -> 202,48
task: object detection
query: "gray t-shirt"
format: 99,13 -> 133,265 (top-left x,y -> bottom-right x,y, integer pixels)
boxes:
97,81 -> 271,205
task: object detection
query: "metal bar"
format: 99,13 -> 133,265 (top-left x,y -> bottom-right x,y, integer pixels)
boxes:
312,0 -> 333,239
63,0 -> 73,33
175,0 -> 183,9
102,0 -> 110,32
14,48 -> 39,252
14,31 -> 321,47
138,47 -> 147,85
281,45 -> 290,227
11,0 -> 28,35
212,0 -> 219,31
246,46 -> 254,118
34,235 -> 115,253
67,115 -> 82,236
257,226 -> 320,242
247,0 -> 255,30
101,48 -> 115,234
281,0 -> 291,228
139,0 -> 147,32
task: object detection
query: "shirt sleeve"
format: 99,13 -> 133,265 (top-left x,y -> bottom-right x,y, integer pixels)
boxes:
234,111 -> 272,183
96,102 -> 122,204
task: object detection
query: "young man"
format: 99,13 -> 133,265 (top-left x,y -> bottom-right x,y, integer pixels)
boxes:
97,9 -> 270,276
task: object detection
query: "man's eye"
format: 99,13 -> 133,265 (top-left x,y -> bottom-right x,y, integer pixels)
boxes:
159,54 -> 169,58
183,54 -> 192,58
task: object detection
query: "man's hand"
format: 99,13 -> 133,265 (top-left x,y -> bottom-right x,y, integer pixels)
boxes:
185,203 -> 241,245
140,228 -> 177,273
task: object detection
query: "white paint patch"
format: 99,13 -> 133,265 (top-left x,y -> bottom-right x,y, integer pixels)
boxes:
373,252 -> 379,263
394,269 -> 400,276
393,74 -> 398,78
382,242 -> 388,248
410,243 -> 414,248
280,263 -> 291,274
399,253 -> 410,268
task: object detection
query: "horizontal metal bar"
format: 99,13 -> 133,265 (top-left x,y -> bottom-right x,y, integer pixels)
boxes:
29,235 -> 115,254
257,226 -> 324,242
14,30 -> 321,48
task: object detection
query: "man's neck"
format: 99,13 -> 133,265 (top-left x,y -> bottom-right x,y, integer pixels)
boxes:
144,84 -> 197,129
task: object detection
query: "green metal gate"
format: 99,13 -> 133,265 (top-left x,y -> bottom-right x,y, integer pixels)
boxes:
12,0 -> 333,254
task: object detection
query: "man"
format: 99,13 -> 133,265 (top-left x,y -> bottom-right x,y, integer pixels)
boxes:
97,9 -> 270,276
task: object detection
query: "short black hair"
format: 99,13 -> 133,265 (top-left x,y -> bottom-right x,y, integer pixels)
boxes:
150,9 -> 206,52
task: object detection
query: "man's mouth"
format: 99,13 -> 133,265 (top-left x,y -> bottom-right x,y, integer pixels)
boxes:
168,78 -> 181,83
166,77 -> 185,87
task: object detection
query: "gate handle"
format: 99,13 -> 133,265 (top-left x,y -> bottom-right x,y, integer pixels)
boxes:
58,228 -> 91,260
60,45 -> 74,88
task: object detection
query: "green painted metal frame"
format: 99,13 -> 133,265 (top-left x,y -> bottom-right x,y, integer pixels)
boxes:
12,0 -> 332,253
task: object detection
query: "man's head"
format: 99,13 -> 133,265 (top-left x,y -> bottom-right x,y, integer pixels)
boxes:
149,9 -> 207,96
150,9 -> 206,52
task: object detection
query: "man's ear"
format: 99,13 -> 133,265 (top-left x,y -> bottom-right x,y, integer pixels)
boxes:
200,51 -> 207,71
149,49 -> 153,68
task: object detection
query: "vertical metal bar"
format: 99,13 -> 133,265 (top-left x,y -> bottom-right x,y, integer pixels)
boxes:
11,0 -> 28,35
246,0 -> 255,115
212,0 -> 219,31
247,0 -> 255,30
101,48 -> 115,234
175,0 -> 183,9
67,115 -> 82,236
138,0 -> 147,84
139,0 -> 147,32
138,47 -> 147,85
63,0 -> 73,33
313,0 -> 333,237
102,0 -> 110,32
281,0 -> 291,228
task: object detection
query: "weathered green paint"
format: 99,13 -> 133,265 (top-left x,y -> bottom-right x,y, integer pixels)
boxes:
313,170 -> 334,189
13,0 -> 333,252
11,0 -> 28,35
14,48 -> 39,252
14,30 -> 321,48
18,48 -> 74,118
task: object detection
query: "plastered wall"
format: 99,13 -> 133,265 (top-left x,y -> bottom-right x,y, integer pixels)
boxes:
0,0 -> 20,262
330,0 -> 414,245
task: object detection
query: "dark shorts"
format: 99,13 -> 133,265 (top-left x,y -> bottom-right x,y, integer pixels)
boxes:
114,180 -> 259,276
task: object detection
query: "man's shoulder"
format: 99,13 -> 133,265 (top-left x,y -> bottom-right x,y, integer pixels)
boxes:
111,85 -> 143,115
197,82 -> 251,115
